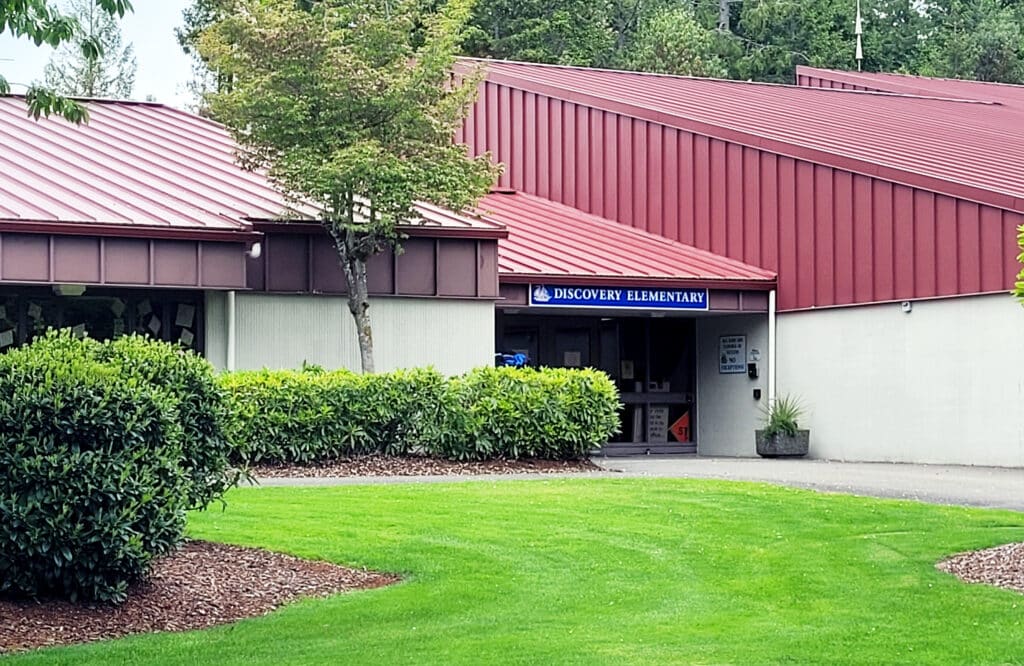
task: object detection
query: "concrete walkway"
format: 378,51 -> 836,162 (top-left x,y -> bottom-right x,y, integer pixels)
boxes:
595,456 -> 1024,512
256,456 -> 1024,511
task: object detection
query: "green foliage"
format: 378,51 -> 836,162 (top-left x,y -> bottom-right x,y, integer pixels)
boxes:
0,0 -> 133,120
444,366 -> 622,460
461,0 -> 616,66
732,0 -> 859,82
0,331 -> 186,603
622,5 -> 728,78
760,394 -> 806,438
197,0 -> 499,372
919,0 -> 1024,83
43,0 -> 137,98
222,367 -> 459,463
220,365 -> 620,464
96,335 -> 238,510
0,330 -> 234,603
180,0 -> 1024,86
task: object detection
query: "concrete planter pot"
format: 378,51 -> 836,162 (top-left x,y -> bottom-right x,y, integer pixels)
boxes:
755,430 -> 809,458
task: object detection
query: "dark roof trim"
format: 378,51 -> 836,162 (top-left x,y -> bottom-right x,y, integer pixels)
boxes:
0,219 -> 261,243
481,68 -> 1024,215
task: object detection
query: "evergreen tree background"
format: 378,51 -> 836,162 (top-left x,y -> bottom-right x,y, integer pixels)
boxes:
179,1 -> 1024,88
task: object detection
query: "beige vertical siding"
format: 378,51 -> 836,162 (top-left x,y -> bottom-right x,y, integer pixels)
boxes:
777,294 -> 1024,467
206,292 -> 494,374
370,297 -> 495,373
695,314 -> 769,457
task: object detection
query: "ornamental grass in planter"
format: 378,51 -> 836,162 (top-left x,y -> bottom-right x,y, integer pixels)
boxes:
755,395 -> 809,458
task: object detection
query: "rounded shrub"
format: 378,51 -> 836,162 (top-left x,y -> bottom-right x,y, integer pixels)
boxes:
98,335 -> 237,509
0,331 -> 194,603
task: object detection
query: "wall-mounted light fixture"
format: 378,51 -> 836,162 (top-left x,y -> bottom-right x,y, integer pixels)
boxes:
901,301 -> 912,314
246,242 -> 263,259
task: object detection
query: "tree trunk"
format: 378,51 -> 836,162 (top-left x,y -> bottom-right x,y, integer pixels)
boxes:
718,0 -> 731,32
333,230 -> 375,374
348,256 -> 375,374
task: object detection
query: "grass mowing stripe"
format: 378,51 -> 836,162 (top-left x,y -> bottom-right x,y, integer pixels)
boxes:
7,478 -> 1024,665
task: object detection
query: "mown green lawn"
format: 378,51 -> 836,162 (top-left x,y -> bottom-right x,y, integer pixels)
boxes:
10,479 -> 1024,665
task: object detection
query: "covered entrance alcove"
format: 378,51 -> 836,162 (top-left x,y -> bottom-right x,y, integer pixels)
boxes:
497,307 -> 699,453
482,190 -> 778,455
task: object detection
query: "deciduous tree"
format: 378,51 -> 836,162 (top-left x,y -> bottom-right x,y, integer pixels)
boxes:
198,0 -> 498,373
1,0 -> 132,120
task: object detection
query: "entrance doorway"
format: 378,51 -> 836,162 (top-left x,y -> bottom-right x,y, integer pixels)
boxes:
496,312 -> 697,453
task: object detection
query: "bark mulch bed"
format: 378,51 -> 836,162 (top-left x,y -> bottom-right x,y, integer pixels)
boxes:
253,455 -> 602,478
938,542 -> 1024,595
0,540 -> 398,654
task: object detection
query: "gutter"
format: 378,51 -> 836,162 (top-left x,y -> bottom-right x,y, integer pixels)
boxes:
0,219 -> 261,243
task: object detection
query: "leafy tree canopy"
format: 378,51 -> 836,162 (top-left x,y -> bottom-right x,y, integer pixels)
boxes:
623,4 -> 728,77
198,0 -> 498,372
1,0 -> 133,120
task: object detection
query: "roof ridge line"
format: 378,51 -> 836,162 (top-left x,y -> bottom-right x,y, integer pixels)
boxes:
464,59 -> 1001,105
799,66 -> 1024,92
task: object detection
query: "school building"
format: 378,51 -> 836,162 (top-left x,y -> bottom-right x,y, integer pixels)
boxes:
1,61 -> 1021,465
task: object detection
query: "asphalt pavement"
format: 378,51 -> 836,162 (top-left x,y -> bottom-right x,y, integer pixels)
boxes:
256,455 -> 1024,511
593,456 -> 1024,511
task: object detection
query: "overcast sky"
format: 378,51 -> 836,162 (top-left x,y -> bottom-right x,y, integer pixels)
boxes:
0,0 -> 195,108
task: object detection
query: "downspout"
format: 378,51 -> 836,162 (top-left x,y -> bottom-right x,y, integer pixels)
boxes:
767,289 -> 777,405
226,290 -> 237,372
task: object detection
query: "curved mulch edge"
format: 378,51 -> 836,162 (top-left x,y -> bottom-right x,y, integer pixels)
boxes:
252,455 -> 601,479
0,540 -> 399,654
937,542 -> 1024,595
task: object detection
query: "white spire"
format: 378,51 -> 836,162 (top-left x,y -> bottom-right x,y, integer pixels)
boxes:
855,0 -> 864,71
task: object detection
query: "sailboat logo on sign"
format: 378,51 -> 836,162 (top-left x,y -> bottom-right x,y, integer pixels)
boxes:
531,285 -> 552,303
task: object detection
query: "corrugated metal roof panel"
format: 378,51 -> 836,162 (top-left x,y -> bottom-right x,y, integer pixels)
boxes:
468,59 -> 1024,213
797,67 -> 1024,110
482,191 -> 775,288
0,96 -> 503,238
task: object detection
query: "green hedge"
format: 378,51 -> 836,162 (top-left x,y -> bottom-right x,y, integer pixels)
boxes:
221,366 -> 620,463
446,367 -> 622,460
0,331 -> 234,603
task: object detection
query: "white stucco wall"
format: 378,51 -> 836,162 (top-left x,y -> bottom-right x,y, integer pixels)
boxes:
777,294 -> 1024,467
205,292 -> 495,374
696,314 -> 769,457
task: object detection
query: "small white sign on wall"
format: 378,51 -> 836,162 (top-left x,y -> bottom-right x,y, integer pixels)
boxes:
719,335 -> 747,374
647,405 -> 670,443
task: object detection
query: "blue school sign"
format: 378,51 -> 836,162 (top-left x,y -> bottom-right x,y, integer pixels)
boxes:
529,284 -> 709,310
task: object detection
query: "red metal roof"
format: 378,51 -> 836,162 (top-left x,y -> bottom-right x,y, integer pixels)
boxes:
481,190 -> 776,289
467,59 -> 1024,214
797,66 -> 1024,111
0,96 -> 504,240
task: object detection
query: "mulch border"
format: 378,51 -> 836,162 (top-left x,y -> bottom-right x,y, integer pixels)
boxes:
0,540 -> 399,654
